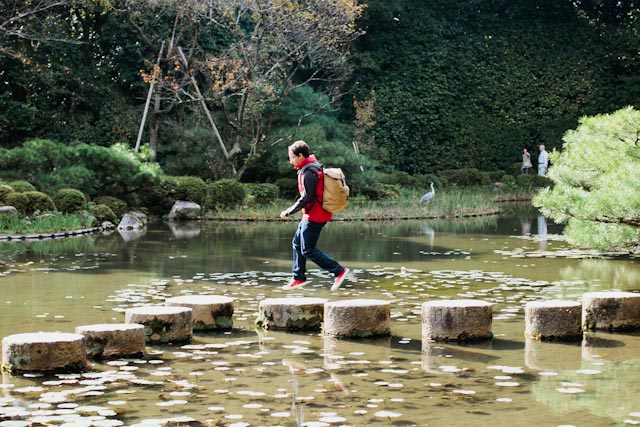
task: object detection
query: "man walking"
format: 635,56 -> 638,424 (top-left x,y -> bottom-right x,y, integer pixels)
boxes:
279,140 -> 349,291
538,144 -> 549,177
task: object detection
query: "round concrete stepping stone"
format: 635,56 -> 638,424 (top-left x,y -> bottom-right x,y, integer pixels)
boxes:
422,299 -> 493,342
525,300 -> 582,341
75,323 -> 146,358
2,332 -> 87,374
165,295 -> 234,330
256,297 -> 327,330
125,306 -> 193,344
582,291 -> 640,332
324,299 -> 391,338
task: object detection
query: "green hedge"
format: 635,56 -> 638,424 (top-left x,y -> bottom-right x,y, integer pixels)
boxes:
54,189 -> 87,213
0,185 -> 13,203
89,203 -> 118,224
248,183 -> 279,205
4,193 -> 28,214
7,180 -> 36,193
93,196 -> 128,219
207,179 -> 246,210
165,176 -> 208,205
24,191 -> 56,214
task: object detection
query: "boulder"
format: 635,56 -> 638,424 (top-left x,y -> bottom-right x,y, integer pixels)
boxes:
168,201 -> 202,221
0,206 -> 18,219
118,213 -> 145,230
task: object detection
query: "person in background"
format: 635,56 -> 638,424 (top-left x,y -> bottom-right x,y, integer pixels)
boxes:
279,140 -> 349,291
538,144 -> 549,177
521,147 -> 533,174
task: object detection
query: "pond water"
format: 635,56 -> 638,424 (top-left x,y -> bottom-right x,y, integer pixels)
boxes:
1,205 -> 640,427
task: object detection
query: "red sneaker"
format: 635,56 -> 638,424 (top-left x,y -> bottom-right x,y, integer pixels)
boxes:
331,268 -> 349,291
282,279 -> 309,290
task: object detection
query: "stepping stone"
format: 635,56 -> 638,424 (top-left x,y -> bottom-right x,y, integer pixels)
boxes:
75,323 -> 146,358
165,295 -> 235,331
2,332 -> 87,374
525,300 -> 582,341
422,299 -> 493,342
125,306 -> 193,344
582,291 -> 640,332
324,299 -> 391,338
256,297 -> 327,330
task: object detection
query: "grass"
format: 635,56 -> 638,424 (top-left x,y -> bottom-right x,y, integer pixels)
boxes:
0,213 -> 95,235
205,188 -> 510,221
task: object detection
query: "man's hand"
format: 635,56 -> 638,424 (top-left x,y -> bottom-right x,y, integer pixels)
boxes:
280,211 -> 288,219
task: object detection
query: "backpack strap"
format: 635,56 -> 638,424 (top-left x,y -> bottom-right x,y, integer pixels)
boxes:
299,163 -> 324,209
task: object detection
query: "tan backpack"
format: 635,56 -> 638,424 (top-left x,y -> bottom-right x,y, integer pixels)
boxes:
321,167 -> 349,213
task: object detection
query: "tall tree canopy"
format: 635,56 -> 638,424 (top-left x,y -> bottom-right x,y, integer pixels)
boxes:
2,1 -> 640,181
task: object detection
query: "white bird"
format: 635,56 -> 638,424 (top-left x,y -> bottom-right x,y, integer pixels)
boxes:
420,182 -> 435,203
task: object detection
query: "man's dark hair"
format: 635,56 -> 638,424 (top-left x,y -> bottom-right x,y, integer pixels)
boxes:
289,140 -> 310,158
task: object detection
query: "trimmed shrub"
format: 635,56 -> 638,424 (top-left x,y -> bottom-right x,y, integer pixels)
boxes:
440,168 -> 485,187
89,203 -> 118,224
381,171 -> 417,188
275,178 -> 298,200
0,184 -> 13,203
501,174 -> 516,187
487,171 -> 506,182
479,171 -> 492,186
413,174 -> 442,190
207,179 -> 246,210
5,192 -> 29,214
361,183 -> 401,200
7,180 -> 36,193
54,188 -> 87,213
166,176 -> 207,204
24,191 -> 56,214
248,183 -> 279,205
516,174 -> 552,190
94,196 -> 128,219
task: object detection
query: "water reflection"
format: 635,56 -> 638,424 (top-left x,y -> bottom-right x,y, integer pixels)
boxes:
421,341 -> 498,375
524,339 -> 582,371
532,332 -> 640,423
537,215 -> 548,250
167,222 -> 201,239
117,227 -> 147,242
1,206 -> 640,426
560,259 -> 640,292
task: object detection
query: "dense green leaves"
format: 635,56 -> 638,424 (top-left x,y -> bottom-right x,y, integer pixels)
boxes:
533,107 -> 640,251
349,0 -> 629,173
0,140 -> 163,199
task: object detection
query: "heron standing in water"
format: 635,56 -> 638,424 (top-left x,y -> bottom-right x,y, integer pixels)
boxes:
420,182 -> 435,203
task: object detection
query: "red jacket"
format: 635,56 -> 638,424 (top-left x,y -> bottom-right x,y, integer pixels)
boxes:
283,155 -> 333,223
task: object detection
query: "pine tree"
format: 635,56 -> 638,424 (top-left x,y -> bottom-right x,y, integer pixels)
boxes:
533,107 -> 640,251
